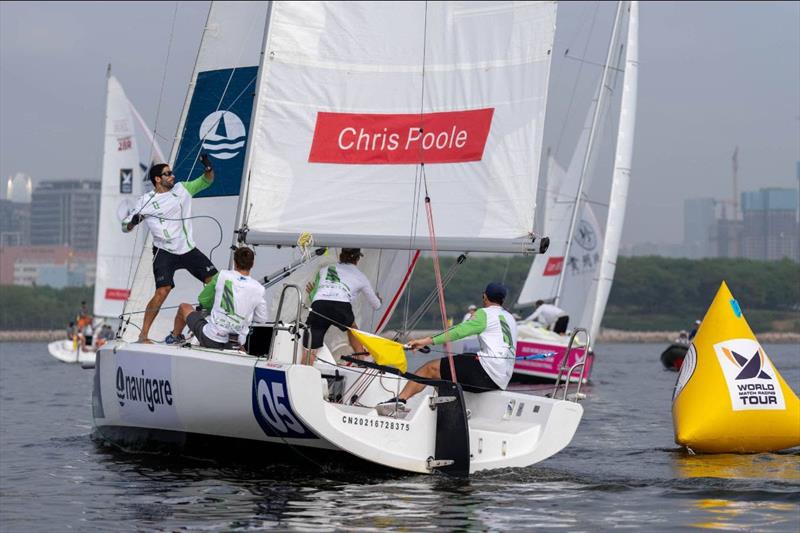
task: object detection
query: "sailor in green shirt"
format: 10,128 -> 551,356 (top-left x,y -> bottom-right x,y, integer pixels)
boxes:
377,282 -> 518,416
122,157 -> 218,343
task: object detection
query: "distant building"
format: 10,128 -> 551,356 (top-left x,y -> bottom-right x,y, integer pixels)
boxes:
30,180 -> 100,250
683,198 -> 716,259
0,199 -> 31,246
740,188 -> 799,262
0,245 -> 95,286
713,218 -> 743,259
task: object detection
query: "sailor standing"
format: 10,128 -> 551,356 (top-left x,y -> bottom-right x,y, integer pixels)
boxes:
122,158 -> 218,343
303,248 -> 381,366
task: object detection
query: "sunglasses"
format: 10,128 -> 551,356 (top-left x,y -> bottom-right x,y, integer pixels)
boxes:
160,171 -> 174,177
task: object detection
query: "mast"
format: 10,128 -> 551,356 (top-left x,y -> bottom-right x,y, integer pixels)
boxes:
231,0 -> 275,262
167,6 -> 212,166
553,1 -> 624,306
589,0 -> 638,340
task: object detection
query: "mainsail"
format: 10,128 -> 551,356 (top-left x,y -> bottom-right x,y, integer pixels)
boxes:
240,1 -> 556,254
94,72 -> 162,320
515,1 -> 636,340
588,0 -> 638,340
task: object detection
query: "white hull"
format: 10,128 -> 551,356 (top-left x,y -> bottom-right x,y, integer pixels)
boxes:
93,336 -> 583,475
514,323 -> 592,383
48,340 -> 96,365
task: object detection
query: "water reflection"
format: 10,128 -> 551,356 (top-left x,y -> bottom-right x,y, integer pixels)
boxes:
690,499 -> 798,530
674,450 -> 800,481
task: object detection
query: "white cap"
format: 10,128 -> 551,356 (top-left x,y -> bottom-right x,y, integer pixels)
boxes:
468,304 -> 477,311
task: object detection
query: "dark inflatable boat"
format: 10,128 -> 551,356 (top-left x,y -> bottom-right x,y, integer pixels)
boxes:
660,343 -> 688,371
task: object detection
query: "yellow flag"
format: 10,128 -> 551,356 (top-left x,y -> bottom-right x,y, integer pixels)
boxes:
672,281 -> 800,453
350,329 -> 408,373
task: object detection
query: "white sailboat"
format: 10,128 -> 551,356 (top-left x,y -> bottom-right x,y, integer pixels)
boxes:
92,1 -> 584,475
48,67 -> 164,364
514,0 -> 639,381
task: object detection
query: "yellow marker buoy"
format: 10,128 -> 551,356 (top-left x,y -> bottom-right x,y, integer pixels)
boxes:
672,281 -> 800,453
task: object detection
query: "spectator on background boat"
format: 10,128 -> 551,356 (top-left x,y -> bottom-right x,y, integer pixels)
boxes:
121,157 -> 218,344
95,324 -> 115,348
462,304 -> 478,323
525,300 -> 570,334
376,282 -> 517,416
303,248 -> 382,366
689,319 -> 701,340
167,246 -> 268,349
674,330 -> 690,346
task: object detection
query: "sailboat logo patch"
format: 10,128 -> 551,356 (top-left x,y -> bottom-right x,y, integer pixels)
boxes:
172,66 -> 257,197
119,168 -> 133,194
199,111 -> 246,160
574,220 -> 597,251
714,339 -> 785,411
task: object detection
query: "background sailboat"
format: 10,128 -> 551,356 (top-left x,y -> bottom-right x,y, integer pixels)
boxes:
514,0 -> 638,381
48,68 -> 164,364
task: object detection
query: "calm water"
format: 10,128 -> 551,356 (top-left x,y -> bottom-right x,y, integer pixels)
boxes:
1,342 -> 798,531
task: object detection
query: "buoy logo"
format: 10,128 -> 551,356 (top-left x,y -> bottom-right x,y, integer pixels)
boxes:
714,339 -> 786,411
199,111 -> 246,160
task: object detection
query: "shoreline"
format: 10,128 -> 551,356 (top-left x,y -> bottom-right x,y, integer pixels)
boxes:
2,328 -> 798,344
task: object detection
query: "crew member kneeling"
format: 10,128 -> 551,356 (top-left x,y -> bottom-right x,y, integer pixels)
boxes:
168,247 -> 268,349
376,282 -> 517,416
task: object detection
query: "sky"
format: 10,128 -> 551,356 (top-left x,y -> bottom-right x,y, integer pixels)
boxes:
1,1 -> 798,246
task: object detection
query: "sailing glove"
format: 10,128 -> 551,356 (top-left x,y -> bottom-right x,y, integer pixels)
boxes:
200,153 -> 213,173
129,214 -> 143,227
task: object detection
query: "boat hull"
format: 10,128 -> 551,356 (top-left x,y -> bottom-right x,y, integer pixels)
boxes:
93,342 -> 583,474
48,339 -> 96,365
514,325 -> 593,382
660,343 -> 688,371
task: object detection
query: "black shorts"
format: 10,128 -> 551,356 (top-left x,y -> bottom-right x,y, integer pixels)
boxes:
186,311 -> 236,350
553,315 -> 569,334
152,246 -> 217,288
439,354 -> 500,393
304,300 -> 355,349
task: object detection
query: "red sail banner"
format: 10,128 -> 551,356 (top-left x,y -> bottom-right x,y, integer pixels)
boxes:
543,257 -> 564,276
308,108 -> 494,165
105,288 -> 131,300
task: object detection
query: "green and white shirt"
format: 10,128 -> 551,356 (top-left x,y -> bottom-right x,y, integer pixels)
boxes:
198,270 -> 269,344
122,175 -> 211,255
431,305 -> 518,389
309,263 -> 381,309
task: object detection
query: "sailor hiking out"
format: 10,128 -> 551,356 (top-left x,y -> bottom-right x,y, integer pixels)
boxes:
304,248 -> 381,366
122,156 -> 218,343
168,246 -> 268,349
377,282 -> 518,416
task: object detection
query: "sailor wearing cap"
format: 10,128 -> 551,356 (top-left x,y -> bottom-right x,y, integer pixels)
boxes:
303,248 -> 381,366
377,282 -> 518,416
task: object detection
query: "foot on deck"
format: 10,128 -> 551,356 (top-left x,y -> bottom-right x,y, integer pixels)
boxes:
375,397 -> 409,417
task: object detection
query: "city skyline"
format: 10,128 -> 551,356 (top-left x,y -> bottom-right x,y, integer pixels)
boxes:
1,1 -> 798,246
